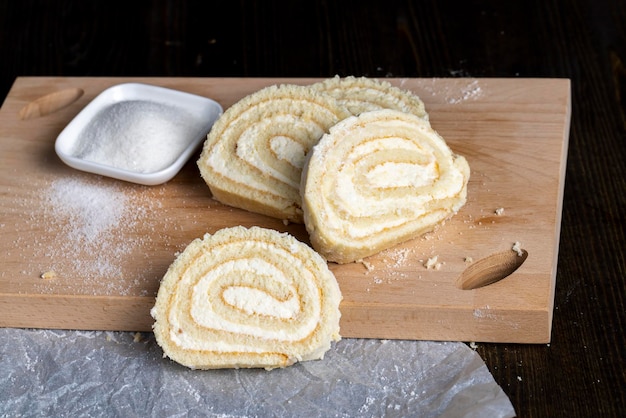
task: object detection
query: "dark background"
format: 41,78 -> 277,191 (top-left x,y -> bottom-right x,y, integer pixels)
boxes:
1,1 -> 625,416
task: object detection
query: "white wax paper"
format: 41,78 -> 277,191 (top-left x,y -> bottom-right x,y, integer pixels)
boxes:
0,329 -> 515,417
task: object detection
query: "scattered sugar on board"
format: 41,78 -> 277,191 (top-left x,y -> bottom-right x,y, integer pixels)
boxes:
448,80 -> 483,104
473,305 -> 495,319
45,176 -> 129,245
420,79 -> 484,104
19,175 -> 177,296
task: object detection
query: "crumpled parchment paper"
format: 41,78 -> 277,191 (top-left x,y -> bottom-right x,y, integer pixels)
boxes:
0,329 -> 515,417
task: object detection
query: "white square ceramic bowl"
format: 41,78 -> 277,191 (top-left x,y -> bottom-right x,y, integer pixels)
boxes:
55,83 -> 223,185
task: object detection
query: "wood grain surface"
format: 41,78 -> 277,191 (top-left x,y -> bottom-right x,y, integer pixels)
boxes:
0,76 -> 570,343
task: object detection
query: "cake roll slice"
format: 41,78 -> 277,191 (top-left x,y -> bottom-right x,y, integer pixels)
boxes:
197,84 -> 351,223
301,109 -> 470,264
311,75 -> 429,120
151,226 -> 342,370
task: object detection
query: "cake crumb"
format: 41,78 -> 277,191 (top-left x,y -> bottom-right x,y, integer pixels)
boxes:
495,207 -> 505,216
133,332 -> 143,343
512,241 -> 523,256
424,256 -> 441,270
464,256 -> 474,263
360,259 -> 375,271
40,270 -> 58,280
469,341 -> 478,350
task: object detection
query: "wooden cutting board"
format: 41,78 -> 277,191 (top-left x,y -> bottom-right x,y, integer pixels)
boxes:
0,77 -> 570,343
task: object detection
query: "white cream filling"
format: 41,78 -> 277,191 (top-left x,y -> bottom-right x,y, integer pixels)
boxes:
323,139 -> 466,238
207,144 -> 274,193
351,135 -> 420,158
270,135 -> 306,169
222,285 -> 300,319
365,161 -> 437,188
209,114 -> 324,190
168,246 -> 321,352
335,168 -> 427,215
333,140 -> 436,216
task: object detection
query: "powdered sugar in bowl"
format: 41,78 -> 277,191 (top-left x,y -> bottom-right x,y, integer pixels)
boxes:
55,83 -> 223,185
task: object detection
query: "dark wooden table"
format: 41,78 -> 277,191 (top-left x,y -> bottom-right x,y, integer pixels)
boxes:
1,1 -> 624,416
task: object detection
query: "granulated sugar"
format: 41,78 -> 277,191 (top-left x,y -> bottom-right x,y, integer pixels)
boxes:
25,175 -> 173,295
45,177 -> 130,244
70,100 -> 198,173
447,80 -> 483,104
420,79 -> 484,105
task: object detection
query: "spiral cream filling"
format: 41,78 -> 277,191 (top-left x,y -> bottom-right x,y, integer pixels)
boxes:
152,226 -> 342,369
231,113 -> 323,189
198,85 -> 351,222
170,253 -> 319,350
301,109 -> 470,263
